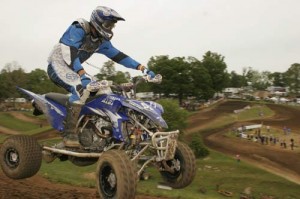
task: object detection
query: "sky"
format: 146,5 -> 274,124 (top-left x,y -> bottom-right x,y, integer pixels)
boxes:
0,0 -> 300,77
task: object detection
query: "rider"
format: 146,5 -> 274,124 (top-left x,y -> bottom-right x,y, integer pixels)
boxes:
47,6 -> 155,147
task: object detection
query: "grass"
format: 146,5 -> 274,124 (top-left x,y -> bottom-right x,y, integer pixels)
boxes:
23,126 -> 52,136
0,112 -> 40,131
236,104 -> 274,121
37,150 -> 300,199
139,150 -> 300,199
194,104 -> 274,133
39,160 -> 97,188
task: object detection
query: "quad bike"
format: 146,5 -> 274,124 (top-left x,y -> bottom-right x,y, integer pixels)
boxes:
0,74 -> 196,199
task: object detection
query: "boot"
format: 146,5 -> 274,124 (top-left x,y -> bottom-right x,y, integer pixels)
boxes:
62,102 -> 82,147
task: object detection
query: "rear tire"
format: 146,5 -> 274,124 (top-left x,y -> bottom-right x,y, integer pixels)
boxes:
0,135 -> 42,179
160,141 -> 196,188
96,150 -> 137,199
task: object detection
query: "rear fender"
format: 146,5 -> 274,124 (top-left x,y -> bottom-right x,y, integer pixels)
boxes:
17,87 -> 66,131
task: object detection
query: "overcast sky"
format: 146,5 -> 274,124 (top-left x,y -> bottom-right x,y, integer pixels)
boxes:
1,0 -> 299,77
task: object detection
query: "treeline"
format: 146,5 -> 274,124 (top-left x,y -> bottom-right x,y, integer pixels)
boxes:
0,52 -> 299,102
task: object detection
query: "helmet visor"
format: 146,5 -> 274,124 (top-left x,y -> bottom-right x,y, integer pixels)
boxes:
102,20 -> 116,30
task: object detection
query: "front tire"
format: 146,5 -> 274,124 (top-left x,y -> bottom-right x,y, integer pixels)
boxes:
96,150 -> 137,199
0,135 -> 42,179
160,141 -> 196,189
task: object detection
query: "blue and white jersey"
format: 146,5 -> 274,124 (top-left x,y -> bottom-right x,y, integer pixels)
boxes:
48,19 -> 140,86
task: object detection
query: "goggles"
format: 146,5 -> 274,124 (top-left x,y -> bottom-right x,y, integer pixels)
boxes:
102,20 -> 116,30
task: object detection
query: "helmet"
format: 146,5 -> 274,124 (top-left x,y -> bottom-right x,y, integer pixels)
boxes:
90,6 -> 125,40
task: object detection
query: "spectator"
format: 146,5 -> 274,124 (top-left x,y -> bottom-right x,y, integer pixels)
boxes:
283,126 -> 287,135
283,140 -> 287,149
290,138 -> 294,150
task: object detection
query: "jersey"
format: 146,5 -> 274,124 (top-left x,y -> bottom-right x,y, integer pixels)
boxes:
56,18 -> 141,73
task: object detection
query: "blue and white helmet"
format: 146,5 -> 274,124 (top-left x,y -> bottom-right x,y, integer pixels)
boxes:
90,6 -> 125,40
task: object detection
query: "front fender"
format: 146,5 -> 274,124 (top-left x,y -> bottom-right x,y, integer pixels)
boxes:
122,99 -> 168,128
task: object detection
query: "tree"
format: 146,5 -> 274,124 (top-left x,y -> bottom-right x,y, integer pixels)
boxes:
285,63 -> 300,95
27,69 -> 66,94
189,58 -> 214,100
96,61 -> 131,84
229,71 -> 247,88
201,51 -> 230,92
269,72 -> 287,87
0,62 -> 27,99
148,56 -> 197,104
243,67 -> 271,90
101,60 -> 116,76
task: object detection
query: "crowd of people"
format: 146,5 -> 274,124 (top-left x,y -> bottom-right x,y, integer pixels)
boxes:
233,125 -> 297,151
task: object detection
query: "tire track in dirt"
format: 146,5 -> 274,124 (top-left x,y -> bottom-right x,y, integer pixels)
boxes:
0,126 -> 20,135
9,111 -> 47,125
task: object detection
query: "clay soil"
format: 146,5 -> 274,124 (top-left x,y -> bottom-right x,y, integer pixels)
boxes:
1,101 -> 300,198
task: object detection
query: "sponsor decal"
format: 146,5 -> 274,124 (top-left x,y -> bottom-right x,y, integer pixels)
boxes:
128,101 -> 155,112
66,73 -> 78,80
101,96 -> 120,106
128,101 -> 144,110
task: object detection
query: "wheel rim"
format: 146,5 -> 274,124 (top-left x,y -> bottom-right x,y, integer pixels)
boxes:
162,151 -> 183,179
5,148 -> 20,168
100,163 -> 117,197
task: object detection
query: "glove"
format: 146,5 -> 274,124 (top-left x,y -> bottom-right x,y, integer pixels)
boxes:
146,69 -> 156,79
86,80 -> 110,92
80,73 -> 92,89
137,65 -> 155,79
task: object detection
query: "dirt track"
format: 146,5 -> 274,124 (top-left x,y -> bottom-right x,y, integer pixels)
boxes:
1,101 -> 300,198
194,101 -> 300,184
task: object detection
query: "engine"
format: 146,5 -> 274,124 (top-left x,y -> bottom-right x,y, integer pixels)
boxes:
78,115 -> 112,151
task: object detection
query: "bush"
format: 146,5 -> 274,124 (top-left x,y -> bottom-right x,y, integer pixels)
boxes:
157,99 -> 189,131
189,135 -> 209,158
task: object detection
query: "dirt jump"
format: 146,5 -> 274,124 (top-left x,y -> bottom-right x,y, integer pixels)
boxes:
1,100 -> 300,198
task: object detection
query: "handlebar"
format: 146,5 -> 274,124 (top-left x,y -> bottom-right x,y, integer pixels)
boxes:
113,74 -> 162,98
87,74 -> 162,99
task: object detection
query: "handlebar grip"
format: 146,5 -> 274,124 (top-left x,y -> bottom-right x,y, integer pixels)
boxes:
148,74 -> 162,84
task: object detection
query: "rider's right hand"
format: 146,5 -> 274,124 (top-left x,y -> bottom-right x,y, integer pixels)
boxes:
80,73 -> 92,89
146,69 -> 155,79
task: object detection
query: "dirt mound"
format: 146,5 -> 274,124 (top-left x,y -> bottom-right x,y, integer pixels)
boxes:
186,100 -> 250,133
